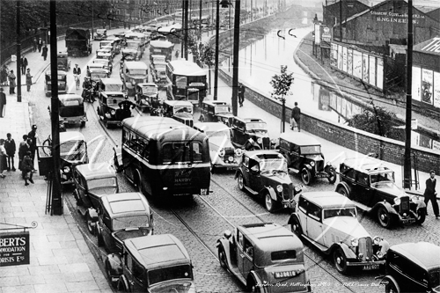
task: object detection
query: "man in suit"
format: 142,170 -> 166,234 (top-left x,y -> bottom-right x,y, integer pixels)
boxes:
424,170 -> 439,218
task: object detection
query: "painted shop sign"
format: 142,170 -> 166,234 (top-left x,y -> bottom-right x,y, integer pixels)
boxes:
0,231 -> 30,266
370,11 -> 425,24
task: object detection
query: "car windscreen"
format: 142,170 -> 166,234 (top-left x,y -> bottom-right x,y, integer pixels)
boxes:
127,69 -> 147,75
174,106 -> 193,115
162,141 -> 204,164
430,270 -> 440,290
300,145 -> 321,155
59,104 -> 84,118
141,86 -> 157,95
323,207 -> 357,220
271,250 -> 297,261
126,42 -> 139,49
112,215 -> 151,231
60,140 -> 86,161
370,172 -> 394,184
104,84 -> 123,92
87,177 -> 117,190
246,122 -> 267,131
91,72 -> 107,79
100,41 -> 112,47
260,158 -> 288,174
207,130 -> 231,146
148,265 -> 192,285
106,96 -> 126,107
215,105 -> 229,113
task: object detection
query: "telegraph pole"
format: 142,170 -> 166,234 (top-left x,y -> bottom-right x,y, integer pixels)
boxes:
16,0 -> 22,102
403,0 -> 413,189
214,0 -> 220,100
50,0 -> 63,215
231,0 -> 240,116
184,0 -> 189,60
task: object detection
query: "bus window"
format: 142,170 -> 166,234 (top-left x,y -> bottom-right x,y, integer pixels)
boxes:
162,142 -> 203,164
192,142 -> 202,162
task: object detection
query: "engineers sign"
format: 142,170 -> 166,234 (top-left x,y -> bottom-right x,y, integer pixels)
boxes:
0,231 -> 30,266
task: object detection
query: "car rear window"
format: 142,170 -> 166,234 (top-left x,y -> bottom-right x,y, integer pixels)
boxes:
272,250 -> 296,261
300,145 -> 321,154
110,199 -> 146,214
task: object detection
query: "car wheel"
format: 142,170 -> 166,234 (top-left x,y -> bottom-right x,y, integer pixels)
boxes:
117,277 -> 128,292
336,185 -> 351,199
290,218 -> 302,237
237,173 -> 245,191
385,281 -> 398,293
248,277 -> 262,293
327,168 -> 337,184
264,192 -> 277,213
377,206 -> 393,229
300,168 -> 312,185
218,247 -> 227,270
86,212 -> 95,235
416,209 -> 426,225
105,260 -> 117,288
333,248 -> 348,274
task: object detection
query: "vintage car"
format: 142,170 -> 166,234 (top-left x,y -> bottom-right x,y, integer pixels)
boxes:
89,67 -> 109,83
377,242 -> 440,293
105,234 -> 196,292
72,162 -> 118,234
288,192 -> 389,274
97,78 -> 131,128
335,156 -> 426,228
217,222 -> 311,292
163,100 -> 194,126
94,28 -> 107,40
134,82 -> 159,113
44,70 -> 68,97
194,122 -> 242,171
96,48 -> 113,62
59,131 -> 89,185
199,100 -> 235,124
105,36 -> 121,54
122,40 -> 143,61
120,61 -> 148,96
150,61 -> 168,86
92,58 -> 112,74
57,52 -> 70,72
235,150 -> 302,212
99,39 -> 115,51
58,94 -> 87,128
96,192 -> 154,254
230,117 -> 271,150
278,132 -> 336,185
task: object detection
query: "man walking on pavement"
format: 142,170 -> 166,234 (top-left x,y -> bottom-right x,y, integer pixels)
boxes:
42,45 -> 48,61
26,68 -> 33,92
424,170 -> 439,218
0,88 -> 6,118
18,135 -> 29,172
238,83 -> 245,107
290,102 -> 301,132
37,37 -> 43,52
28,125 -> 38,164
4,133 -> 16,171
21,56 -> 28,75
8,70 -> 16,94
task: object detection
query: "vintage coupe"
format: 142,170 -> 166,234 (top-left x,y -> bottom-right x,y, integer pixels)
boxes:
96,192 -> 154,254
230,117 -> 271,150
105,234 -> 196,292
217,222 -> 311,293
278,132 -> 336,185
288,192 -> 389,274
377,242 -> 440,293
194,122 -> 242,171
235,150 -> 301,212
335,156 -> 426,228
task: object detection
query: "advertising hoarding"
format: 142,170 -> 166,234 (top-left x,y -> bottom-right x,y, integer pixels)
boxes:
369,56 -> 376,87
353,50 -> 362,79
338,44 -> 343,70
412,66 -> 422,101
362,53 -> 369,83
331,43 -> 338,67
377,58 -> 384,90
347,49 -> 353,76
421,69 -> 433,104
434,71 -> 440,108
0,231 -> 30,267
342,46 -> 348,73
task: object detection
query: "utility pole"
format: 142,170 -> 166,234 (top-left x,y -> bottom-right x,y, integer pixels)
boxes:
231,0 -> 241,116
16,0 -> 22,103
403,0 -> 413,189
181,0 -> 185,58
49,0 -> 63,215
339,0 -> 343,42
199,0 -> 202,41
184,0 -> 189,60
214,0 -> 220,100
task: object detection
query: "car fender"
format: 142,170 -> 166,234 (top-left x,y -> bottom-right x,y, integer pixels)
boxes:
335,181 -> 351,195
118,274 -> 130,291
216,238 -> 232,267
378,275 -> 400,293
373,201 -> 398,216
105,253 -> 122,275
264,186 -> 277,201
87,208 -> 98,222
247,271 -> 267,293
417,200 -> 426,210
303,164 -> 312,170
331,242 -> 357,259
234,170 -> 241,180
287,213 -> 302,229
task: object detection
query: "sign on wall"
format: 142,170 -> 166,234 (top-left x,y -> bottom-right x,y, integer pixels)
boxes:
347,49 -> 353,76
369,56 -> 376,87
362,53 -> 369,83
338,44 -> 343,70
0,231 -> 30,267
342,47 -> 348,73
421,69 -> 433,104
412,66 -> 421,101
434,72 -> 440,108
377,58 -> 384,90
330,43 -> 338,67
321,26 -> 332,48
353,50 -> 362,79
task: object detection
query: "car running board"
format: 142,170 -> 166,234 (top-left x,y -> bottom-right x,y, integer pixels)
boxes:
288,167 -> 299,174
229,266 -> 247,285
244,186 -> 258,195
352,202 -> 372,212
302,234 -> 331,254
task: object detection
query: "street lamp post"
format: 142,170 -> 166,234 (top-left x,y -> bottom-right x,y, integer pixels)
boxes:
214,0 -> 220,100
231,0 -> 240,116
16,0 -> 22,103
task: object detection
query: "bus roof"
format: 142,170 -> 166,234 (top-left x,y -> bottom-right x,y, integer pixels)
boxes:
150,40 -> 174,49
169,60 -> 206,77
124,61 -> 148,70
122,117 -> 206,142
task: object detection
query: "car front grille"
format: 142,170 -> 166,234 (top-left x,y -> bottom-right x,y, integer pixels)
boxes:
315,160 -> 324,172
282,185 -> 292,200
400,196 -> 410,213
262,137 -> 270,149
358,237 -> 373,260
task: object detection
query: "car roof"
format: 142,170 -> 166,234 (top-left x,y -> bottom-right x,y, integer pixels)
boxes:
100,192 -> 150,218
168,60 -> 205,76
203,100 -> 229,106
100,78 -> 123,85
245,150 -> 284,161
342,156 -> 392,173
239,223 -> 302,251
58,94 -> 82,102
243,118 -> 265,123
164,100 -> 193,107
300,192 -> 357,209
194,122 -> 230,132
75,162 -> 116,180
137,82 -> 157,87
279,132 -> 321,146
59,131 -> 85,143
90,68 -> 108,73
124,61 -> 148,70
390,242 -> 440,271
124,234 -> 191,269
149,40 -> 174,49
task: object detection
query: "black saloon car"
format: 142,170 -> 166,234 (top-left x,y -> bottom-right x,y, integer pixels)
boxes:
335,156 -> 426,228
230,117 -> 271,150
199,100 -> 234,124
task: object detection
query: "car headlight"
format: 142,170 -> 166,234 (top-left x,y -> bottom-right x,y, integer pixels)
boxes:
234,148 -> 242,156
110,109 -> 116,115
257,137 -> 262,144
294,184 -> 303,193
131,79 -> 136,85
276,185 -> 283,193
228,156 -> 234,162
410,195 -> 419,203
351,238 -> 359,247
310,161 -> 315,167
62,166 -> 70,174
218,149 -> 225,157
373,236 -> 383,245
394,198 -> 401,205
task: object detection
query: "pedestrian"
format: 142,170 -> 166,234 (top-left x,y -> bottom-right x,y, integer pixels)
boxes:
290,102 -> 301,132
33,37 -> 37,52
8,70 -> 16,94
0,65 -> 8,86
0,139 -> 7,178
424,170 -> 439,218
37,38 -> 43,52
42,45 -> 48,61
4,133 -> 16,171
21,56 -> 28,75
175,50 -> 179,59
22,151 -> 34,186
18,135 -> 29,171
0,88 -> 6,118
27,125 -> 38,163
238,83 -> 245,107
26,68 -> 33,92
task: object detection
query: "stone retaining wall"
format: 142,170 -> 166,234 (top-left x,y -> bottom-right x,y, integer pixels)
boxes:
218,69 -> 440,174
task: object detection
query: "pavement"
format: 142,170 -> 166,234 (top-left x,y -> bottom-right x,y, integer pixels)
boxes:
0,19 -> 439,293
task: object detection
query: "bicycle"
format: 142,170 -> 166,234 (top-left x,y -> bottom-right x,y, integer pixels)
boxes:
42,134 -> 52,156
74,74 -> 80,90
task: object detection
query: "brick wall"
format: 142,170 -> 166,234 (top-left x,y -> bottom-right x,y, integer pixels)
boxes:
219,69 -> 440,174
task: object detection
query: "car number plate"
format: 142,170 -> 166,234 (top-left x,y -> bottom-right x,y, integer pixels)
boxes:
401,218 -> 415,224
363,264 -> 379,270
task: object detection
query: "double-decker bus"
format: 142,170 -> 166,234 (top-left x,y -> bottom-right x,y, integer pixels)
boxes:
120,117 -> 211,198
166,59 -> 207,107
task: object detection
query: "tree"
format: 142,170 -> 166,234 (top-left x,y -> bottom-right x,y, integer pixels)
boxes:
270,65 -> 294,133
200,43 -> 215,95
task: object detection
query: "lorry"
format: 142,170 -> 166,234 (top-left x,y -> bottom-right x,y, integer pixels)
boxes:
65,27 -> 92,57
